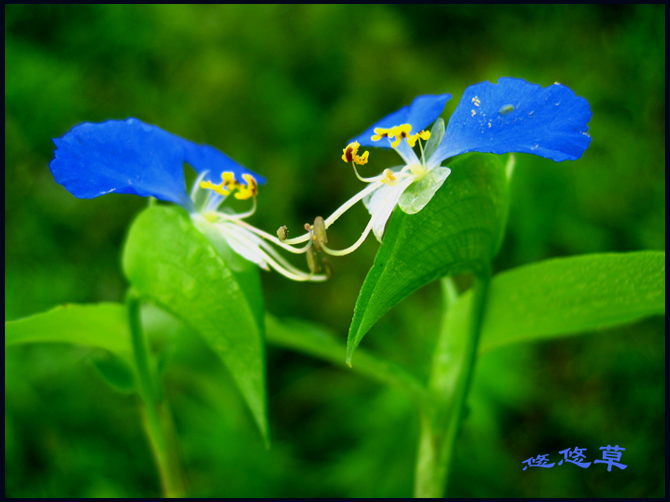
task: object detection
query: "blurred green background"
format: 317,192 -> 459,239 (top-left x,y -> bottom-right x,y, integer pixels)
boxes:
5,5 -> 664,497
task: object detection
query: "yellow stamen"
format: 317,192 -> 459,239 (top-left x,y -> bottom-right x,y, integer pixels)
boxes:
341,141 -> 369,165
406,129 -> 431,148
342,142 -> 359,163
389,124 -> 412,148
234,173 -> 258,200
222,171 -> 237,186
381,168 -> 398,186
355,150 -> 369,165
200,180 -> 230,196
371,127 -> 392,142
200,171 -> 258,200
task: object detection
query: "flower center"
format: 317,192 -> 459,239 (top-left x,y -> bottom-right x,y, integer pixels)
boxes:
408,163 -> 427,179
203,210 -> 219,223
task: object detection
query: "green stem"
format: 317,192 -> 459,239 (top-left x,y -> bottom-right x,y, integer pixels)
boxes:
127,290 -> 186,498
414,269 -> 491,498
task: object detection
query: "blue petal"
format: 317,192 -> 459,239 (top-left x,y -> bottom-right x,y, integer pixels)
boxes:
430,78 -> 592,164
350,94 -> 452,148
50,118 -> 264,209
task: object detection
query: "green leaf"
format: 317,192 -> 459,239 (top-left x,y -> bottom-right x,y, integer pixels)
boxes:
5,303 -> 131,356
5,303 -> 137,394
347,153 -> 510,363
122,205 -> 268,443
445,251 -> 665,353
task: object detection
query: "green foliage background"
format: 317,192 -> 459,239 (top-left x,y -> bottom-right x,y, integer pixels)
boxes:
5,5 -> 665,497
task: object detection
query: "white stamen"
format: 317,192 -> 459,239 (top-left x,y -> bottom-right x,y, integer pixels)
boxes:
320,219 -> 375,256
190,170 -> 209,201
281,180 -> 384,246
324,180 -> 383,227
351,163 -> 384,183
234,219 -> 313,254
221,222 -> 326,282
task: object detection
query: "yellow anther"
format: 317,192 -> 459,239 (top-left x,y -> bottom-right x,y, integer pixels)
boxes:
243,173 -> 258,192
200,180 -> 230,196
341,141 -> 369,165
406,129 -> 431,148
355,150 -> 369,165
381,168 -> 398,186
221,171 -> 237,186
234,173 -> 258,200
342,142 -> 358,163
389,124 -> 412,148
234,187 -> 253,200
201,170 -> 243,197
201,170 -> 257,199
371,127 -> 392,142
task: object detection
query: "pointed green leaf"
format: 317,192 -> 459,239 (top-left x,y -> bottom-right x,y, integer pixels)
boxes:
348,153 -> 510,363
122,205 -> 268,443
444,252 -> 665,353
5,303 -> 131,356
5,303 -> 138,394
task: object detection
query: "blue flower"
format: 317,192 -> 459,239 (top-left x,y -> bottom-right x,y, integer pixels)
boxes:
50,118 -> 326,282
333,78 -> 591,244
50,118 -> 264,210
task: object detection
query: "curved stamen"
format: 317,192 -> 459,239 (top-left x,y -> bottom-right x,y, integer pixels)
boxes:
230,197 -> 257,220
282,233 -> 311,245
263,250 -> 327,282
221,222 -> 326,282
234,219 -> 313,253
320,219 -> 375,257
351,163 -> 384,183
280,180 -> 384,246
256,238 -> 323,280
324,180 -> 383,228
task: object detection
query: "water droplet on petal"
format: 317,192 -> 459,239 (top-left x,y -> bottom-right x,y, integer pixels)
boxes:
498,104 -> 515,115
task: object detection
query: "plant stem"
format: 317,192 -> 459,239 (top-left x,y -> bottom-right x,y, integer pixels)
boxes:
127,290 -> 186,498
414,269 -> 491,498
